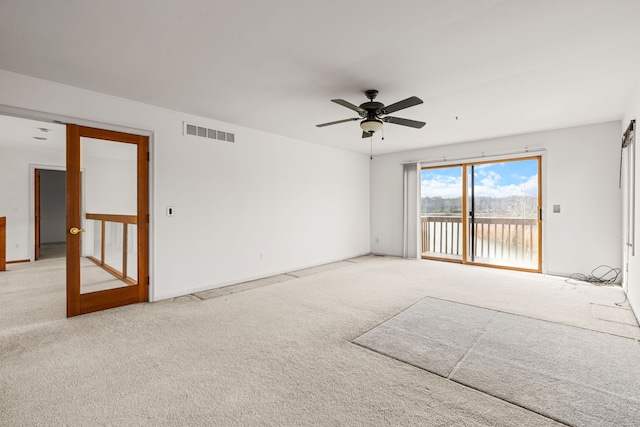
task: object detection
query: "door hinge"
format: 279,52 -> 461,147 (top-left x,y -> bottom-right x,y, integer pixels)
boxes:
147,276 -> 150,286
147,214 -> 150,223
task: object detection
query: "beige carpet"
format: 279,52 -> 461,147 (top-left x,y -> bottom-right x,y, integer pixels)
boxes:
1,255 -> 638,426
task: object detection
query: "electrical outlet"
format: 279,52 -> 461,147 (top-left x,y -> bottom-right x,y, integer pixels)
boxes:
259,253 -> 264,261
375,238 -> 380,244
15,244 -> 19,249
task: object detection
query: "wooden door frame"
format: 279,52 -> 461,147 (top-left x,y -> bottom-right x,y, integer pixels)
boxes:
34,169 -> 41,261
66,125 -> 149,317
0,216 -> 6,272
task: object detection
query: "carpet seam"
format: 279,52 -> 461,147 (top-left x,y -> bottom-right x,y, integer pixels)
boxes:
590,303 -> 639,327
348,298 -> 436,342
589,316 -> 639,327
447,376 -> 575,427
447,310 -> 499,380
351,341 -> 573,427
450,313 -> 640,405
423,295 -> 640,341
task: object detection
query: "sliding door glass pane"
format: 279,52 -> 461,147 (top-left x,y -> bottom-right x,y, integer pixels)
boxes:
468,159 -> 539,269
421,166 -> 463,261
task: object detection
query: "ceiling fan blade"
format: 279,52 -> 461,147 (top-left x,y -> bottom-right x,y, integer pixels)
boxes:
332,99 -> 366,114
383,116 -> 426,129
379,96 -> 423,115
316,117 -> 359,127
362,131 -> 373,138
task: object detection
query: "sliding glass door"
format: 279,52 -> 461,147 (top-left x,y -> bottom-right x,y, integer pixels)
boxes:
467,158 -> 541,270
421,157 -> 541,272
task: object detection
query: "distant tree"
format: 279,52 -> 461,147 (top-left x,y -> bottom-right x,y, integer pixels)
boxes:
422,195 -> 537,218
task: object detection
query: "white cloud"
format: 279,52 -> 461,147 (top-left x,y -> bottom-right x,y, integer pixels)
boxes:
422,174 -> 537,198
474,174 -> 537,197
421,174 -> 461,198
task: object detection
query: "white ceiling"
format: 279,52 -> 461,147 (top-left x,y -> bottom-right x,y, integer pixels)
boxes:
0,114 -> 65,152
1,0 -> 639,155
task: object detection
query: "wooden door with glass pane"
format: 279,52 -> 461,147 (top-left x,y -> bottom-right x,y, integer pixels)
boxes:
66,125 -> 149,317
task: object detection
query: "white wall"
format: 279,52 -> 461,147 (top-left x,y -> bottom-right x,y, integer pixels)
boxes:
0,70 -> 371,300
371,121 -> 622,277
39,169 -> 66,243
622,85 -> 640,316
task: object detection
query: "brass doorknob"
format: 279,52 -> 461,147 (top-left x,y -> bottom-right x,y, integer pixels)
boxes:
69,227 -> 86,235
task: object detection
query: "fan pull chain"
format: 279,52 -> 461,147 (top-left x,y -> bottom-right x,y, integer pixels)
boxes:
370,134 -> 373,160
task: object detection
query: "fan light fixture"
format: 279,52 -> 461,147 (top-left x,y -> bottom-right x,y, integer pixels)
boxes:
360,119 -> 383,133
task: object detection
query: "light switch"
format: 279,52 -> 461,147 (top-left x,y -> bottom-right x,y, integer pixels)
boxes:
553,205 -> 561,213
166,206 -> 175,217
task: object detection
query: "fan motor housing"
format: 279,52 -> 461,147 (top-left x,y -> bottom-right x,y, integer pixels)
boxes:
359,101 -> 384,117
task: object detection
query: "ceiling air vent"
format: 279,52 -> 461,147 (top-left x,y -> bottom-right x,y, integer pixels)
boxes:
183,122 -> 235,143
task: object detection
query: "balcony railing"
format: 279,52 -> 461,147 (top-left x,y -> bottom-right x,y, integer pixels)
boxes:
85,213 -> 138,285
421,215 -> 538,265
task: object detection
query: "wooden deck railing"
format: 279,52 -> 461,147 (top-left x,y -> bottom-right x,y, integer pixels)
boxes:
0,217 -> 5,271
421,216 -> 464,256
421,215 -> 538,262
85,213 -> 137,285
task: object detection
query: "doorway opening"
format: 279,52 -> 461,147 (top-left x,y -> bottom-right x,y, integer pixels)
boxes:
35,169 -> 66,261
421,156 -> 542,272
0,114 -> 67,326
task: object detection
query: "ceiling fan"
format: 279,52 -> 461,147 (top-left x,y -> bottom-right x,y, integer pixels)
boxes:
316,89 -> 426,138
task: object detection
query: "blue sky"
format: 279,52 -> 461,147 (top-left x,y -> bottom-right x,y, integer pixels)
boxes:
421,160 -> 538,198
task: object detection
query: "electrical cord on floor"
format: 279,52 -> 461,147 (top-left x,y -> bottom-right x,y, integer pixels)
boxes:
565,265 -> 627,307
614,292 -> 628,307
566,265 -> 628,307
568,265 -> 621,285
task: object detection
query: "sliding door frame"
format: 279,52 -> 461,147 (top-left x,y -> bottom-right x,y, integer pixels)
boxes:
463,156 -> 542,273
421,155 -> 542,273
